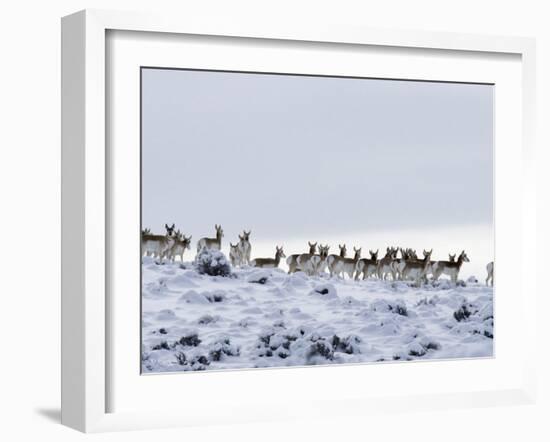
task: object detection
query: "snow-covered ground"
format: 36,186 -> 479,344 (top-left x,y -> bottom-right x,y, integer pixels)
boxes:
141,257 -> 494,373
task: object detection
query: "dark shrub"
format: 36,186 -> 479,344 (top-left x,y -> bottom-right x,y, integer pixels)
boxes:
331,334 -> 361,354
409,348 -> 427,357
204,291 -> 225,303
195,249 -> 232,277
308,340 -> 334,361
424,341 -> 440,350
209,338 -> 240,361
175,352 -> 210,370
258,333 -> 274,346
177,334 -> 201,347
151,341 -> 170,350
454,304 -> 473,322
175,352 -> 187,365
391,303 -> 408,317
197,314 -> 218,325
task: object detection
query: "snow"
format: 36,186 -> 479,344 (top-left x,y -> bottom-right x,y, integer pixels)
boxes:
141,258 -> 494,373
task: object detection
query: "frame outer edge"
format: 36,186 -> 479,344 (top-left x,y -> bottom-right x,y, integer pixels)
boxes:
62,9 -> 108,433
61,10 -> 87,432
60,8 -> 538,432
521,39 -> 537,403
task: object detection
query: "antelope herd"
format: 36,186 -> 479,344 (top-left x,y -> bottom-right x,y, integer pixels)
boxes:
141,224 -> 494,286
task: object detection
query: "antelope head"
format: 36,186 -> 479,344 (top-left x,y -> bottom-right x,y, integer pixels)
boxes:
353,247 -> 362,259
448,253 -> 456,262
275,246 -> 286,259
164,223 -> 176,237
241,230 -> 251,241
141,227 -> 151,236
308,241 -> 318,254
317,244 -> 329,258
182,235 -> 192,250
459,250 -> 470,263
423,249 -> 433,259
338,244 -> 347,257
369,249 -> 379,260
215,224 -> 224,239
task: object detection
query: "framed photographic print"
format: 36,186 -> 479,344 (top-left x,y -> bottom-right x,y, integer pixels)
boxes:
140,67 -> 494,373
61,9 -> 537,432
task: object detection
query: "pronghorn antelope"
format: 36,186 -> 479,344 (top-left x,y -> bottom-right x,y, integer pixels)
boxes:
141,223 -> 176,264
287,242 -> 317,274
229,242 -> 241,267
486,261 -> 494,286
250,246 -> 286,268
308,244 -> 330,276
394,248 -> 434,281
141,228 -> 154,256
401,248 -> 418,260
393,248 -> 411,280
326,244 -> 347,278
197,224 -> 224,253
432,250 -> 470,283
354,249 -> 379,280
339,247 -> 362,279
296,244 -> 320,276
401,249 -> 432,286
167,231 -> 192,262
238,230 -> 251,266
377,247 -> 398,280
419,249 -> 435,282
296,243 -> 330,276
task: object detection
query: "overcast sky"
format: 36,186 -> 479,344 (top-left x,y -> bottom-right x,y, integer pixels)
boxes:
141,68 -> 493,265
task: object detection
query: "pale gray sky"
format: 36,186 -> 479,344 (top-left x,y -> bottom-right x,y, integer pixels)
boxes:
142,68 -> 493,258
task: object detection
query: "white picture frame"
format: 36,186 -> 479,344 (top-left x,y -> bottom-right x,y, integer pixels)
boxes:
61,9 -> 537,433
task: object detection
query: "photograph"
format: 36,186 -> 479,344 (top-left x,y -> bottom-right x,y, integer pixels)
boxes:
140,67 -> 495,373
